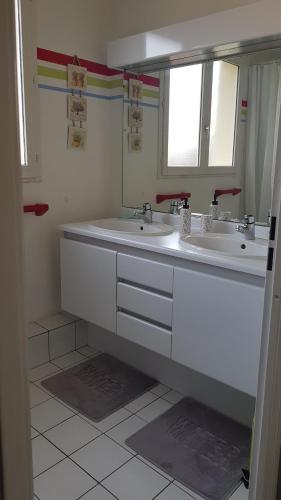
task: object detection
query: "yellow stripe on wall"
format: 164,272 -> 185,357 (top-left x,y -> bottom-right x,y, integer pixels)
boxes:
38,65 -> 123,90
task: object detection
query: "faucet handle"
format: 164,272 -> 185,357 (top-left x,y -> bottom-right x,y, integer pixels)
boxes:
243,214 -> 255,224
143,202 -> 152,211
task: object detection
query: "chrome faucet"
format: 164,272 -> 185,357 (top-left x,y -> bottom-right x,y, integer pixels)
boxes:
236,215 -> 255,240
133,202 -> 153,223
169,200 -> 185,215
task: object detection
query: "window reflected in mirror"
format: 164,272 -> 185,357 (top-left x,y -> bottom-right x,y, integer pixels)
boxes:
122,48 -> 281,224
209,61 -> 238,167
168,64 -> 202,168
165,60 -> 238,173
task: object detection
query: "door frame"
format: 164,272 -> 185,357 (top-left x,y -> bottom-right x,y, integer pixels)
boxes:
0,0 -> 33,499
249,88 -> 281,500
2,1 -> 281,499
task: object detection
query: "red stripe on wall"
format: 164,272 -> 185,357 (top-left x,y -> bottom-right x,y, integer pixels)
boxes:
37,47 -> 121,77
37,48 -> 160,87
124,71 -> 160,88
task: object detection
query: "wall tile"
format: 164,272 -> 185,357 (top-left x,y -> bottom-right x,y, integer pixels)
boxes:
28,333 -> 49,368
76,320 -> 88,349
28,322 -> 48,338
37,312 -> 76,331
49,323 -> 75,359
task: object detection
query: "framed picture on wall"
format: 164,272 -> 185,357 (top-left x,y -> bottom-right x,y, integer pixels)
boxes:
68,96 -> 87,121
67,126 -> 87,151
129,78 -> 143,101
128,106 -> 143,128
68,64 -> 87,90
128,132 -> 142,152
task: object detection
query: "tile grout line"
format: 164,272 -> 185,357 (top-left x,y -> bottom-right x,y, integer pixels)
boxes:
33,455 -> 66,480
76,483 -> 120,500
30,364 -> 245,500
30,357 -> 192,497
51,351 -> 88,369
32,409 -> 78,435
31,394 -> 176,486
30,352 -> 91,383
33,413 -> 176,490
28,329 -> 48,340
36,318 -> 77,331
33,422 -> 136,494
151,482 -> 174,500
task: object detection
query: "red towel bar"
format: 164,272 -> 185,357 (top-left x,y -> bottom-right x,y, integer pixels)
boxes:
23,203 -> 49,216
214,188 -> 241,200
156,192 -> 191,204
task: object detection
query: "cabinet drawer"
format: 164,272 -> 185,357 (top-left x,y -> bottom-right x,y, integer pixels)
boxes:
117,283 -> 172,327
117,253 -> 173,293
117,312 -> 172,357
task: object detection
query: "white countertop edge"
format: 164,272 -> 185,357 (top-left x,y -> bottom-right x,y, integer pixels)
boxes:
60,222 -> 267,278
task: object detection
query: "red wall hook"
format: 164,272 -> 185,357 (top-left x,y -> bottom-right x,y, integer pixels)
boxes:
23,203 -> 49,216
214,188 -> 241,200
156,192 -> 191,204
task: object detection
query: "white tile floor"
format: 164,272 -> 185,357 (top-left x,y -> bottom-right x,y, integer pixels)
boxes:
30,352 -> 249,500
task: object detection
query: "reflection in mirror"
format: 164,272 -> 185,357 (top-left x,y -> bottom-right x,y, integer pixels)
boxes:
122,49 -> 281,224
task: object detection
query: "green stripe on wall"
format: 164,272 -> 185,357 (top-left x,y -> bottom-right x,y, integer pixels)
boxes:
37,65 -> 159,98
143,89 -> 159,99
38,65 -> 67,80
108,78 -> 123,89
87,76 -> 123,89
38,65 -> 123,90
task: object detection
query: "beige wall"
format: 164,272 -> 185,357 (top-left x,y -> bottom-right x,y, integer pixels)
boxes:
23,0 -> 115,322
109,0 -> 258,39
36,0 -> 112,62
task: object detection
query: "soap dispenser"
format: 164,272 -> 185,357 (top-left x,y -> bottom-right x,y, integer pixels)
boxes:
209,195 -> 219,219
179,197 -> 191,237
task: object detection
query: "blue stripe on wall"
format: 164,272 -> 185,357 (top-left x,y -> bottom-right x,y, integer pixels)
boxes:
38,84 -> 159,108
38,83 -> 123,101
123,99 -> 159,109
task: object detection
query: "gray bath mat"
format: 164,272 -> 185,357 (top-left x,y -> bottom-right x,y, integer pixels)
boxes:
126,397 -> 251,500
41,353 -> 156,422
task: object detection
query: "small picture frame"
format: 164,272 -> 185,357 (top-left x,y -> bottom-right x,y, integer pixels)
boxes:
68,96 -> 87,121
67,126 -> 87,151
128,106 -> 143,128
68,64 -> 87,90
128,132 -> 142,152
129,78 -> 143,101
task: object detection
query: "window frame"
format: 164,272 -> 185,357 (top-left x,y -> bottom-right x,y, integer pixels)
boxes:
158,61 -> 243,179
15,0 -> 41,182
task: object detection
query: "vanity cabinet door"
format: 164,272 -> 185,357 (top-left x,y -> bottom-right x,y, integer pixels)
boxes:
172,268 -> 264,396
60,238 -> 117,333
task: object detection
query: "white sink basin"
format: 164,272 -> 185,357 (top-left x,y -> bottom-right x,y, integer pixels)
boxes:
181,233 -> 267,258
89,218 -> 174,236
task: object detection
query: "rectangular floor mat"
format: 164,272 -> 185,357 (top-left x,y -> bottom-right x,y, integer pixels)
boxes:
41,353 -> 156,422
126,397 -> 251,500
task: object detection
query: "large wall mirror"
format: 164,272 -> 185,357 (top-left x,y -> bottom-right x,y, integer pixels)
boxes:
122,48 -> 281,225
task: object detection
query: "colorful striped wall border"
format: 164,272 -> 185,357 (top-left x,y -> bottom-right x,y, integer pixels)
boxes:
37,48 -> 160,106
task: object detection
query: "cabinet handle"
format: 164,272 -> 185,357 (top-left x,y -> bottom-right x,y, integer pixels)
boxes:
267,247 -> 274,271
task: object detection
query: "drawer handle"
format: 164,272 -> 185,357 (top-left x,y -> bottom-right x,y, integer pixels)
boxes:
117,308 -> 172,332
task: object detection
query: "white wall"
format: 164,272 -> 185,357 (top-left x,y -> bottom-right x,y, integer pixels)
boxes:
109,0 -> 258,39
23,0 -> 115,322
35,0 -> 112,62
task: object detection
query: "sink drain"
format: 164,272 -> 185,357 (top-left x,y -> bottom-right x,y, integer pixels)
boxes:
241,243 -> 246,250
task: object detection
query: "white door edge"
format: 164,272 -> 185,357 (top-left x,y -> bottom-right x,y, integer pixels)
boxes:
249,88 -> 281,500
0,1 -> 33,499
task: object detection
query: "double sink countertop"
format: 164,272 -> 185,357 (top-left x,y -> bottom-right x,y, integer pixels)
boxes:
61,213 -> 268,278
